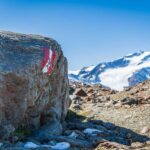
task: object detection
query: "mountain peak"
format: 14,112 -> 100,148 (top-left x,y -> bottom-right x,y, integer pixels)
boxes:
69,51 -> 150,91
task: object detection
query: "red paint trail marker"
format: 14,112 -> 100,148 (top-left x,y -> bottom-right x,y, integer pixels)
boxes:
41,47 -> 57,75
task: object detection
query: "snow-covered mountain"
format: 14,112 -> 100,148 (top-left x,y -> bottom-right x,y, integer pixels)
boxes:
68,51 -> 150,91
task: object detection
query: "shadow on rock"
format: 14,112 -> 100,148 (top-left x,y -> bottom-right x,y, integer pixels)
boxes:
64,110 -> 150,149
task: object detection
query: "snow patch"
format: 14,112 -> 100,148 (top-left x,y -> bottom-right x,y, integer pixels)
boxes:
101,64 -> 106,68
125,51 -> 150,65
24,142 -> 70,149
68,70 -> 80,75
0,143 -> 3,147
146,74 -> 150,78
100,62 -> 150,91
85,65 -> 95,72
69,131 -> 78,138
51,142 -> 70,150
83,128 -> 102,136
24,142 -> 39,148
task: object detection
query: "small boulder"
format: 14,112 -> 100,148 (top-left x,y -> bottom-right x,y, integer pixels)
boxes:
75,89 -> 87,97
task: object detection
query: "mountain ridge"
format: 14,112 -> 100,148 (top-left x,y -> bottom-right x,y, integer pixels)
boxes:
69,51 -> 150,91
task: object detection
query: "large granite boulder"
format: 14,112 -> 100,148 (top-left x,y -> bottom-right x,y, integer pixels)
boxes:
0,31 -> 70,139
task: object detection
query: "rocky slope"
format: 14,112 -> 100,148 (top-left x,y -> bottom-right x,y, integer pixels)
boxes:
1,79 -> 149,149
69,51 -> 150,91
68,80 -> 150,149
0,31 -> 70,140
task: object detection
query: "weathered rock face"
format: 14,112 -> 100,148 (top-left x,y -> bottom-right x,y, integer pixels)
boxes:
0,31 -> 70,139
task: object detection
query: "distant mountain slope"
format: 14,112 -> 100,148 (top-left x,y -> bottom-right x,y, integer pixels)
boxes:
68,51 -> 150,91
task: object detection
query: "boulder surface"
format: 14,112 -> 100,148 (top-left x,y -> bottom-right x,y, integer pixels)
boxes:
0,31 -> 70,139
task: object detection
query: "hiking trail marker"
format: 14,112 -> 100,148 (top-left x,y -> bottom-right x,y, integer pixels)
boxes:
41,47 -> 57,75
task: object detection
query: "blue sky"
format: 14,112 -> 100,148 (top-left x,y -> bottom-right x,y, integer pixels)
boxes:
0,0 -> 150,70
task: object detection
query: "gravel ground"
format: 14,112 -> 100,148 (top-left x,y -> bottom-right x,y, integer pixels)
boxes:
69,80 -> 150,149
